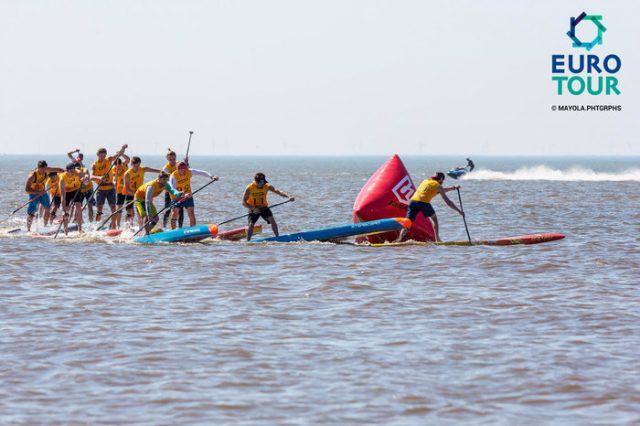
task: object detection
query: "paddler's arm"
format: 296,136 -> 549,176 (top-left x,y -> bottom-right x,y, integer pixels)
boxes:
441,185 -> 460,193
67,149 -> 80,162
269,185 -> 295,201
145,186 -> 155,217
45,167 -> 64,174
142,167 -> 162,173
108,144 -> 128,162
121,153 -> 130,165
124,174 -> 133,195
242,188 -> 257,212
164,183 -> 182,199
438,187 -> 464,216
190,168 -> 219,181
24,174 -> 36,194
59,179 -> 66,208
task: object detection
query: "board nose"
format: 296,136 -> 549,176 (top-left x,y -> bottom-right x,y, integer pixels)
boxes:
394,218 -> 412,228
207,224 -> 219,237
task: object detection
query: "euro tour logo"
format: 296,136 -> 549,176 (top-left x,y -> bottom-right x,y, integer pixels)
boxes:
551,12 -> 621,95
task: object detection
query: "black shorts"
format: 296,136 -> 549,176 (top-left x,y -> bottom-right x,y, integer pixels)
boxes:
51,196 -> 61,208
117,193 -> 134,206
96,188 -> 116,206
406,200 -> 435,222
248,207 -> 273,225
80,190 -> 96,205
64,190 -> 81,207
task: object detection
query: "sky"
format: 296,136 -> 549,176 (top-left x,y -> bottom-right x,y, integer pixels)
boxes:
0,0 -> 638,156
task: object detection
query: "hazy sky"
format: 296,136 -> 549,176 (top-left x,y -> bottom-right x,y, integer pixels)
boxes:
1,0 -> 638,156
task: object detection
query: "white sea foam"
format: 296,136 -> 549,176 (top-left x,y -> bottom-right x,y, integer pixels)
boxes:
462,166 -> 640,182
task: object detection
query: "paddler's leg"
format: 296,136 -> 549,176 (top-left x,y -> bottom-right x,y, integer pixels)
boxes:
104,189 -> 117,229
246,212 -> 259,241
74,200 -> 83,232
395,201 -> 420,242
262,208 -> 278,237
62,190 -> 75,235
50,196 -> 61,225
40,193 -> 51,227
178,206 -> 184,228
134,200 -> 146,232
163,192 -> 171,227
170,205 -> 179,230
429,213 -> 441,242
125,195 -> 135,226
87,191 -> 95,222
95,189 -> 105,224
115,193 -> 125,228
145,203 -> 159,235
182,198 -> 195,227
26,194 -> 38,231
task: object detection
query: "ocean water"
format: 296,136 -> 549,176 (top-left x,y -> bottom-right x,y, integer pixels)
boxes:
1,155 -> 639,425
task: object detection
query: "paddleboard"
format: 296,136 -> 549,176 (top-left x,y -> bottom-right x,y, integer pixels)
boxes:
218,224 -> 262,241
446,169 -> 467,179
251,218 -> 411,243
370,233 -> 565,247
133,224 -> 218,244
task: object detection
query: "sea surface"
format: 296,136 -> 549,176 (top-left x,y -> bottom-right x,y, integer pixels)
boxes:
1,155 -> 639,425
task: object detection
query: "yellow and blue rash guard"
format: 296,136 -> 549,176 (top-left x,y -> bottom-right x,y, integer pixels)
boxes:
410,179 -> 440,204
245,182 -> 271,208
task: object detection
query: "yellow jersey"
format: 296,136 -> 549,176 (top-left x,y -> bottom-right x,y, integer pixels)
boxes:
79,167 -> 93,192
60,171 -> 81,193
46,175 -> 60,197
92,158 -> 114,190
164,162 -> 177,175
410,179 -> 440,203
114,163 -> 128,195
124,167 -> 145,195
28,169 -> 47,192
170,169 -> 193,195
135,179 -> 167,201
245,182 -> 271,208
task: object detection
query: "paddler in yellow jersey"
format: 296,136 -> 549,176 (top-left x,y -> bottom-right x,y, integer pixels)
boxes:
168,161 -> 219,229
24,160 -> 64,231
45,171 -> 62,225
91,145 -> 127,227
396,172 -> 463,243
123,156 -> 161,227
77,165 -> 95,222
162,149 -> 183,228
134,172 -> 183,235
242,172 -> 294,241
113,154 -> 131,228
59,163 -> 90,235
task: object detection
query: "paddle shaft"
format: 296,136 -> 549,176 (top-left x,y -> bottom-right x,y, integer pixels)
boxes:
96,199 -> 135,231
217,199 -> 293,227
456,188 -> 472,243
12,185 -> 50,214
132,178 -> 216,237
186,131 -> 193,160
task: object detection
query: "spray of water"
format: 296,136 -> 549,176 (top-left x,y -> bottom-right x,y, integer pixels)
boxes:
463,166 -> 640,182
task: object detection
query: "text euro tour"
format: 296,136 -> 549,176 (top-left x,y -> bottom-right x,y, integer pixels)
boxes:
551,54 -> 621,95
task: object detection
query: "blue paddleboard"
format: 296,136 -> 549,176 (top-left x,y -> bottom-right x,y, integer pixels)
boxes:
251,218 -> 411,243
134,224 -> 218,244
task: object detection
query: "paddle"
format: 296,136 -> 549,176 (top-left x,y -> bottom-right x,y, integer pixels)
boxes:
185,131 -> 194,160
216,199 -> 293,227
11,189 -> 49,215
456,187 -> 472,243
132,178 -> 217,237
96,199 -> 135,231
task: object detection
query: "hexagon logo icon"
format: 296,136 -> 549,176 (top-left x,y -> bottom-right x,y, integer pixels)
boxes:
567,12 -> 607,51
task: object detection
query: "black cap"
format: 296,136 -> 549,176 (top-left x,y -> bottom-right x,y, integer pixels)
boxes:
66,163 -> 76,170
254,172 -> 268,184
37,160 -> 48,168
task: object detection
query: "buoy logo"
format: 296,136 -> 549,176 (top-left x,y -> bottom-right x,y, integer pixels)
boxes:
566,12 -> 606,51
391,176 -> 414,205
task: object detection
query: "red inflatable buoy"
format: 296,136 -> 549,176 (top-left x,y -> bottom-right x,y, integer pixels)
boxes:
352,154 -> 435,243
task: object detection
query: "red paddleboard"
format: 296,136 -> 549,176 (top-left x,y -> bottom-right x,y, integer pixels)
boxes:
353,154 -> 435,243
104,229 -> 123,237
437,233 -> 566,246
218,224 -> 262,241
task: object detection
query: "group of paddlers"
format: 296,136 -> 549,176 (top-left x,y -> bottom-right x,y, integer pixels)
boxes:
23,146 -> 294,238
